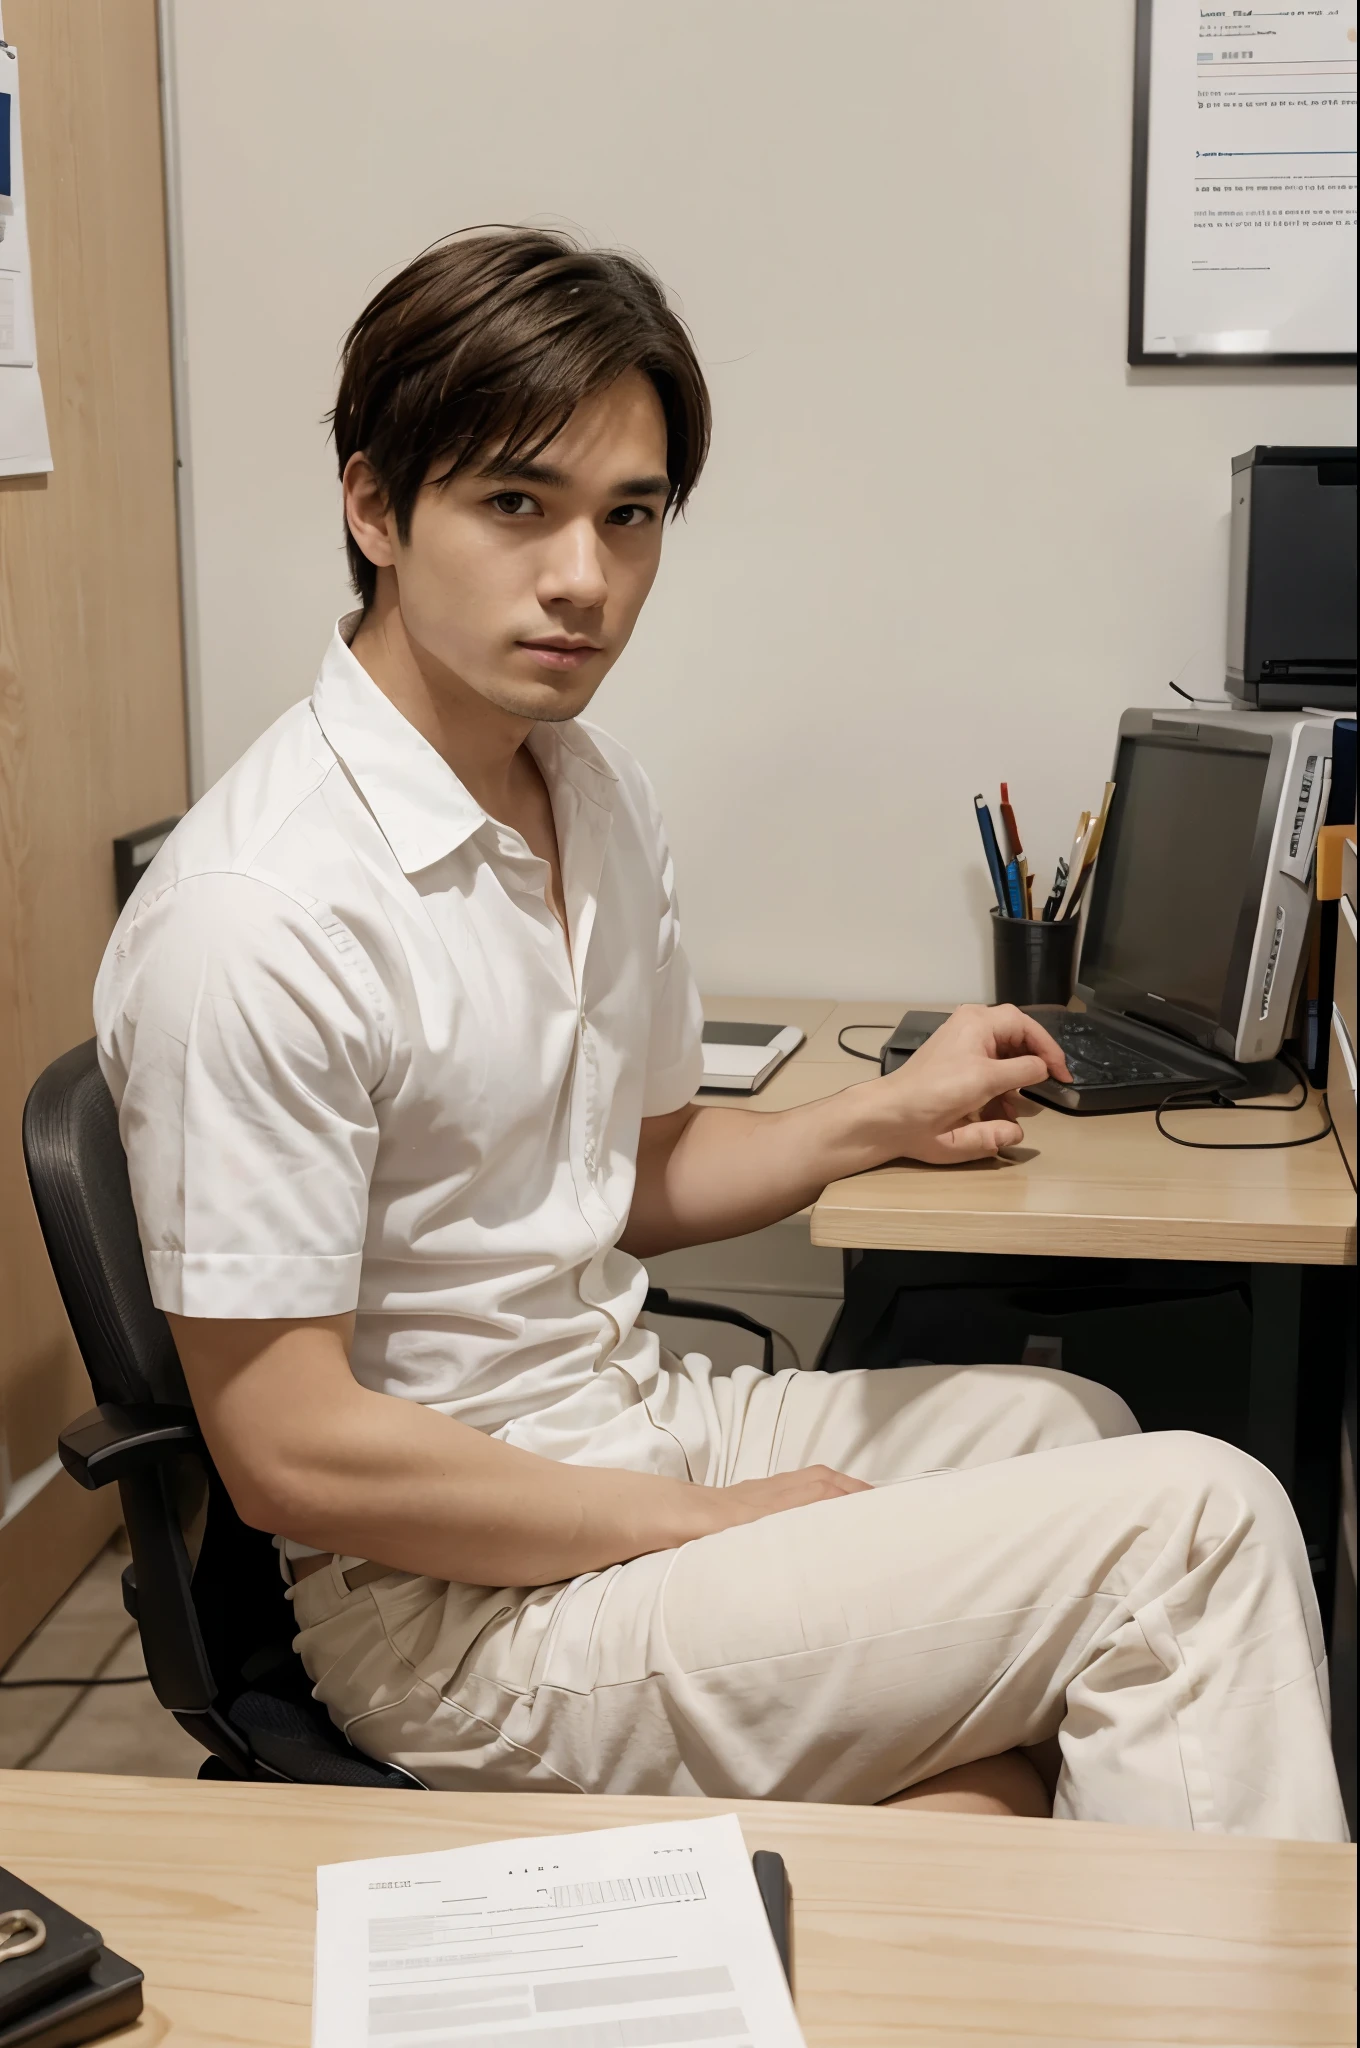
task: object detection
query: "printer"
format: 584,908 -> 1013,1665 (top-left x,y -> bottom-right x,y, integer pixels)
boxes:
1226,446 -> 1357,712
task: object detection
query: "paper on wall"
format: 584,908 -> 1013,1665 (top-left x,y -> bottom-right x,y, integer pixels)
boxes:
313,1811 -> 806,2048
0,37 -> 53,475
1140,0 -> 1358,356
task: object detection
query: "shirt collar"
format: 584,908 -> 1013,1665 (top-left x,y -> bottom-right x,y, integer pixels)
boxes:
527,710 -> 619,811
310,616 -> 617,876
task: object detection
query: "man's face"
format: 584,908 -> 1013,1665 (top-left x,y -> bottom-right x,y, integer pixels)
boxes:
350,369 -> 671,722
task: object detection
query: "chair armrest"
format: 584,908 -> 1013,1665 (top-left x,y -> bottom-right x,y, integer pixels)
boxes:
58,1402 -> 202,1490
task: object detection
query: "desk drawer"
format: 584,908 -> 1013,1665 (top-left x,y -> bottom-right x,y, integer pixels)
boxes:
1330,1006 -> 1357,1188
1337,894 -> 1357,1056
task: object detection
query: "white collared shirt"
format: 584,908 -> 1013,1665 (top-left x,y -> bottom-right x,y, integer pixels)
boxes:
94,621 -> 705,1476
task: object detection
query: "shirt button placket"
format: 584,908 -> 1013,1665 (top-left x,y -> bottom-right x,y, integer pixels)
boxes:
580,1015 -> 596,1177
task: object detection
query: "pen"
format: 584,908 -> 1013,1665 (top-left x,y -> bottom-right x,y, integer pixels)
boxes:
1055,812 -> 1093,921
1005,857 -> 1026,919
999,781 -> 1024,866
1066,865 -> 1094,919
1041,858 -> 1067,923
1061,784 -> 1115,920
1084,781 -> 1116,863
973,794 -> 1011,915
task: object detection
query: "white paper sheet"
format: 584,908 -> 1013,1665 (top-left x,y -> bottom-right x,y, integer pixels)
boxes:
0,35 -> 53,474
1141,0 -> 1357,356
313,1813 -> 805,2048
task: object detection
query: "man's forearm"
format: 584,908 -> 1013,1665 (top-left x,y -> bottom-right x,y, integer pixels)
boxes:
171,1315 -> 866,1590
621,1079 -> 897,1258
226,1364 -> 713,1585
624,1003 -> 1066,1257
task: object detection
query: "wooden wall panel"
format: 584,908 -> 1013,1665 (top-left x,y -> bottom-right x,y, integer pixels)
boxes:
0,0 -> 186,1659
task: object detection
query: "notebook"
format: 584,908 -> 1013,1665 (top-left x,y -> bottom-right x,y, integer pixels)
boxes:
0,1873 -> 102,2030
0,1868 -> 143,2047
700,1021 -> 805,1095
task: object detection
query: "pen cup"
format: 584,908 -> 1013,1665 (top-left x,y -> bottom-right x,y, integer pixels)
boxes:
991,909 -> 1080,1007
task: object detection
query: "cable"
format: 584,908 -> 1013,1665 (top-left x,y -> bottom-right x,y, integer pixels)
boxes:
837,1019 -> 1334,1153
0,1672 -> 149,1689
1154,1053 -> 1334,1151
3,1619 -> 145,1771
837,1024 -> 897,1062
1167,678 -> 1232,707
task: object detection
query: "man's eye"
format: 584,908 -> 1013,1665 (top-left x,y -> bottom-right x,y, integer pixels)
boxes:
606,504 -> 655,527
490,492 -> 538,516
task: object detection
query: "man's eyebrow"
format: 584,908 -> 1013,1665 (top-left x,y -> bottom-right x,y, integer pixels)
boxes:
613,474 -> 670,498
478,457 -> 568,488
476,458 -> 671,499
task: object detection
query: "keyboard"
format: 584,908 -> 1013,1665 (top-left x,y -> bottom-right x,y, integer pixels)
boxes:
1042,1015 -> 1184,1091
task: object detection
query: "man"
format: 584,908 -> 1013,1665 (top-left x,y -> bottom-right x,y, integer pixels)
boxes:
96,229 -> 1344,1836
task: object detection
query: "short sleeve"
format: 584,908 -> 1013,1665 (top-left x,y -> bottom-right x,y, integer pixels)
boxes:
94,873 -> 390,1318
642,808 -> 704,1118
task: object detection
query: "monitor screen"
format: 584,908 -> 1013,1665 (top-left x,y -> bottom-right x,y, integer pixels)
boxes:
1081,736 -> 1269,1025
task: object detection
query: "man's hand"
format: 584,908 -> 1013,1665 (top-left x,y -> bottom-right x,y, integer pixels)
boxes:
622,1003 -> 1073,1258
690,1466 -> 872,1537
873,1003 -> 1070,1163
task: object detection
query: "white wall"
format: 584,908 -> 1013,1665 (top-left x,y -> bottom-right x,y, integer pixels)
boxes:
163,0 -> 1356,1003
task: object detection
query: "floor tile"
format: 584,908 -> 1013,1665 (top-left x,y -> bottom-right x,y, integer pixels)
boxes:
2,1532 -> 200,1777
30,1629 -> 204,1777
0,1677 -> 77,1770
0,1539 -> 136,1768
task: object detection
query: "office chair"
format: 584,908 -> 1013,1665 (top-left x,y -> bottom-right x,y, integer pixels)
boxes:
22,1039 -> 775,1789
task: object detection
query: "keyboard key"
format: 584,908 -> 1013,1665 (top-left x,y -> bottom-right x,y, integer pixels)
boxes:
1046,1018 -> 1180,1089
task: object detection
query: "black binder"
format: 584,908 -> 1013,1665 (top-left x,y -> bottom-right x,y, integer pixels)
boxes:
0,1951 -> 143,2048
0,1877 -> 101,2031
0,1871 -> 142,2048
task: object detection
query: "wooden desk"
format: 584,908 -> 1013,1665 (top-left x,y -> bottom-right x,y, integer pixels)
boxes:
701,998 -> 1357,1594
2,1771 -> 1353,2046
703,999 -> 1356,1266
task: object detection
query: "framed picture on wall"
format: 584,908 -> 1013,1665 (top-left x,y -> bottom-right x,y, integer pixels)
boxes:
1128,0 -> 1357,365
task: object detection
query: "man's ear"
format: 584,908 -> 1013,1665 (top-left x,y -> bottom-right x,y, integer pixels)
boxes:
342,452 -> 397,573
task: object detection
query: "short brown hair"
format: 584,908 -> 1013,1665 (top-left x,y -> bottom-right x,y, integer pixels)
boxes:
332,227 -> 711,606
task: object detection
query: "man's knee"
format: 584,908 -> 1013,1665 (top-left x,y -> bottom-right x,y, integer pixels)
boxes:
1165,1427 -> 1296,1505
1119,1429 -> 1310,1568
1068,1373 -> 1140,1441
1012,1365 -> 1140,1446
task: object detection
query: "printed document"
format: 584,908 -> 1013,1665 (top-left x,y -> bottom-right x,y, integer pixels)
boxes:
1141,0 -> 1356,354
313,1813 -> 805,2048
0,33 -> 52,475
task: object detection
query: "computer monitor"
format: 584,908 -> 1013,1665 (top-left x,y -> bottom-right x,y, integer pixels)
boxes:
1078,706 -> 1337,1065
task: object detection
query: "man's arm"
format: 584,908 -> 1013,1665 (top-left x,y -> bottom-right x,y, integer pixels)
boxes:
168,1313 -> 868,1585
622,1002 -> 1070,1258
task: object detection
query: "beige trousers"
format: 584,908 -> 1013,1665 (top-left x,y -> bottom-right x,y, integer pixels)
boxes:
289,1358 -> 1347,1839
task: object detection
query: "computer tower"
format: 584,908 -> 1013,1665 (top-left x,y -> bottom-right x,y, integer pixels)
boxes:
1226,446 -> 1356,712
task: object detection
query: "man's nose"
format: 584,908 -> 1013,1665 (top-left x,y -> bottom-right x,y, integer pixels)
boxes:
540,518 -> 608,611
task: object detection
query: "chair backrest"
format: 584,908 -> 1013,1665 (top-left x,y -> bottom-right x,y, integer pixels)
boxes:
21,1040 -> 278,1718
22,1039 -> 421,1788
21,1039 -> 188,1410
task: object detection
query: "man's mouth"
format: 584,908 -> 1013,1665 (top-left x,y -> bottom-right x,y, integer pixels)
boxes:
516,638 -> 602,672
